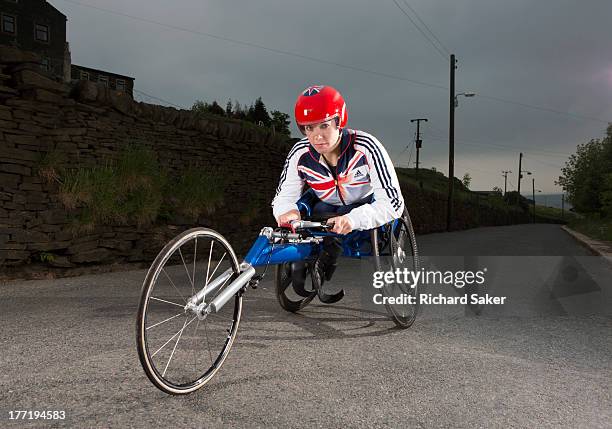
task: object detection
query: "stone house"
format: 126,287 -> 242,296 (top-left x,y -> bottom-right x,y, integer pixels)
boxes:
0,0 -> 69,80
71,64 -> 134,98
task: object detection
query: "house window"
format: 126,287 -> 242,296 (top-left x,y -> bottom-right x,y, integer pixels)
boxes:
98,75 -> 108,87
40,57 -> 50,72
80,71 -> 89,80
116,79 -> 126,92
35,23 -> 49,42
2,14 -> 16,34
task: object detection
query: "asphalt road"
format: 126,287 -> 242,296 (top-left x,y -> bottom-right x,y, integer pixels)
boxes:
1,224 -> 611,428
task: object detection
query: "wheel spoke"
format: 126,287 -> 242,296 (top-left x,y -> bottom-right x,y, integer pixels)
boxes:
138,229 -> 242,393
203,320 -> 214,365
149,296 -> 185,308
205,241 -> 214,287
206,252 -> 227,284
178,247 -> 194,289
163,316 -> 189,377
151,315 -> 197,358
208,312 -> 235,323
192,237 -> 198,296
146,312 -> 184,330
161,268 -> 187,303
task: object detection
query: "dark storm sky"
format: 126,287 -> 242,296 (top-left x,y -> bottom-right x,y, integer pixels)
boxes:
54,0 -> 612,193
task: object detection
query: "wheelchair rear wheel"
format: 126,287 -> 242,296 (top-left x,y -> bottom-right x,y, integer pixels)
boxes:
374,209 -> 420,328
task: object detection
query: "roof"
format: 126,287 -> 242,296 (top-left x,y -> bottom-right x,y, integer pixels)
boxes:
71,64 -> 135,81
44,1 -> 68,20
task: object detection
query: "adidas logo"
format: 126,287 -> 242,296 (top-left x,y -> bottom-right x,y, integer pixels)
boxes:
354,170 -> 364,178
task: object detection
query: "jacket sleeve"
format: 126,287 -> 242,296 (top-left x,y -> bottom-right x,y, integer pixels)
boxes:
271,144 -> 307,222
344,133 -> 404,230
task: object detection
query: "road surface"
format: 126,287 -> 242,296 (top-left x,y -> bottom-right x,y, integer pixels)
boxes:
1,224 -> 610,428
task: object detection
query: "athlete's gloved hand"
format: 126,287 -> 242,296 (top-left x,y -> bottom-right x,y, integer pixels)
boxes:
327,215 -> 354,235
277,209 -> 301,227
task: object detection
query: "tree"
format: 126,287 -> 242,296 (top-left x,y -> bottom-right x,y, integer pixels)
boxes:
271,110 -> 291,136
492,186 -> 503,193
191,100 -> 225,117
556,124 -> 612,215
462,173 -> 472,189
252,97 -> 271,127
225,100 -> 233,117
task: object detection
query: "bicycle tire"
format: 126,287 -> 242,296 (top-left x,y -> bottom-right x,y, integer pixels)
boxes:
375,209 -> 420,328
136,227 -> 241,395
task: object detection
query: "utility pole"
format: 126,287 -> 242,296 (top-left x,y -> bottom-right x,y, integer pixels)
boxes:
446,54 -> 457,232
410,118 -> 428,182
517,152 -> 523,205
502,170 -> 512,195
532,178 -> 536,223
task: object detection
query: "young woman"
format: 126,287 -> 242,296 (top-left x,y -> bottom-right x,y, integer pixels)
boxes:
272,85 -> 405,292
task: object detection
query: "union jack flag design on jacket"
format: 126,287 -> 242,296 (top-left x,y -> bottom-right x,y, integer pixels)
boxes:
272,128 -> 405,231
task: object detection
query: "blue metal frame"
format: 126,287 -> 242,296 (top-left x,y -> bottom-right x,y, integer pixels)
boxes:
243,192 -> 402,268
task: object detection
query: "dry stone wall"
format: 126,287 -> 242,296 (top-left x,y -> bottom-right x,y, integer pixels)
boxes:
0,46 -> 535,280
0,46 -> 290,279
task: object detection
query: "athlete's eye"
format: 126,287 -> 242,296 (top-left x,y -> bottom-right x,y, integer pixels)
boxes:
305,125 -> 314,132
320,123 -> 329,129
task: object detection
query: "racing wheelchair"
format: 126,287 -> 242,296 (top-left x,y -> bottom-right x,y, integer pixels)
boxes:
136,191 -> 419,395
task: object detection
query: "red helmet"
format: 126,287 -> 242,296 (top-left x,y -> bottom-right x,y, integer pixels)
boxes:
294,85 -> 348,130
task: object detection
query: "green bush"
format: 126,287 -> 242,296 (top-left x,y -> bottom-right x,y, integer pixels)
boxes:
167,168 -> 226,220
59,145 -> 165,228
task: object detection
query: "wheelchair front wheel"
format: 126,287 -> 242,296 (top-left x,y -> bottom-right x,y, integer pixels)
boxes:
136,227 -> 242,395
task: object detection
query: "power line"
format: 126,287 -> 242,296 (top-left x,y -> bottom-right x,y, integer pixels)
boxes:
392,0 -> 448,62
60,0 -> 448,92
476,93 -> 610,124
400,0 -> 451,56
61,0 -> 611,125
425,125 -> 573,157
133,89 -> 186,109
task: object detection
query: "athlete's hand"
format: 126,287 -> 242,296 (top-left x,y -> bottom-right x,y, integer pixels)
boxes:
328,215 -> 353,235
277,209 -> 301,226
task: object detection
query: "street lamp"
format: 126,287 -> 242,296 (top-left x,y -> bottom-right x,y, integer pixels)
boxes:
454,92 -> 476,107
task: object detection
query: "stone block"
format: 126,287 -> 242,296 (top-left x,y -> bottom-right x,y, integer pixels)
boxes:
18,122 -> 45,134
75,80 -> 98,102
54,230 -> 76,241
99,239 -> 132,252
20,182 -> 42,192
5,134 -> 39,146
33,88 -> 65,104
26,241 -> 70,252
0,46 -> 40,63
0,119 -> 17,129
24,203 -> 46,211
13,109 -> 32,120
0,147 -> 39,162
48,255 -> 74,268
0,172 -> 21,188
70,247 -> 110,263
0,109 -> 12,120
48,128 -> 87,136
0,249 -> 30,261
15,69 -> 68,94
0,163 -> 31,175
66,240 -> 99,254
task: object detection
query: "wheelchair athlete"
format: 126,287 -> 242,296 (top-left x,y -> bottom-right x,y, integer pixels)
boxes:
272,85 -> 405,302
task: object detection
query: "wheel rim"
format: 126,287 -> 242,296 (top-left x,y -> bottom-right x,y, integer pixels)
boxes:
381,218 -> 419,325
138,228 -> 241,393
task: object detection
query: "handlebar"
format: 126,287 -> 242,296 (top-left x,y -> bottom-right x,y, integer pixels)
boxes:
289,220 -> 332,230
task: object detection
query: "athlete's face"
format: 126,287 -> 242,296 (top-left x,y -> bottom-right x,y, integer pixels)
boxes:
304,118 -> 341,154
